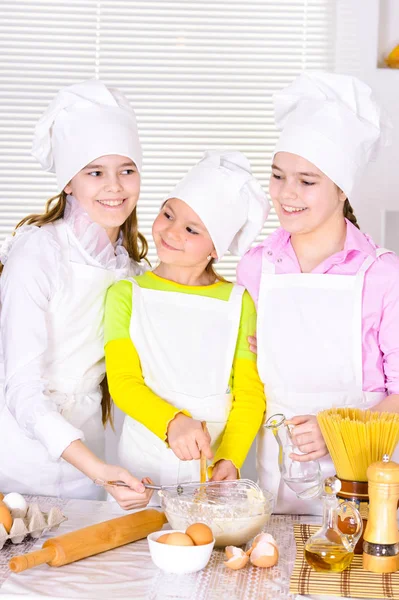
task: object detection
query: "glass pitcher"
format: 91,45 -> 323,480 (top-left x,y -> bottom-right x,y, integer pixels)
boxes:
304,476 -> 363,572
264,413 -> 323,499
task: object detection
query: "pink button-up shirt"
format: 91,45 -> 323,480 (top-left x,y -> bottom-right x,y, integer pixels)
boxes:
237,220 -> 399,395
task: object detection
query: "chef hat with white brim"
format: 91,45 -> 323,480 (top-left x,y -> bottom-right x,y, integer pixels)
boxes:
272,71 -> 392,199
164,150 -> 270,260
32,79 -> 142,191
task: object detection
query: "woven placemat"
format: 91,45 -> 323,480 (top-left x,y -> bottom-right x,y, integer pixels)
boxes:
289,524 -> 399,599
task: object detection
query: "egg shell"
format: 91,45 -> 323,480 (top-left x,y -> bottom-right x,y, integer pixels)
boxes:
164,532 -> 194,546
0,493 -> 3,501
247,532 -> 278,555
250,540 -> 279,568
185,523 -> 213,546
156,533 -> 170,544
224,546 -> 249,570
0,501 -> 13,533
3,493 -> 28,518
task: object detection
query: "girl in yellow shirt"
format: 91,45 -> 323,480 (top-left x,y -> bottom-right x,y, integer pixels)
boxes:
104,150 -> 269,486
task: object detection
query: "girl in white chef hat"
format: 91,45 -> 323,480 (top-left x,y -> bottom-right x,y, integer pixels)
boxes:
0,80 -> 153,508
104,150 -> 269,487
238,71 -> 399,515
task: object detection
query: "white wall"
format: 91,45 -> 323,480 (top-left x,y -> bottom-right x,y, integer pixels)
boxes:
336,0 -> 399,247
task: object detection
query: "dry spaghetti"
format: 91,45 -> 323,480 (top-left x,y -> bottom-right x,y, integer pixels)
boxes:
317,408 -> 399,481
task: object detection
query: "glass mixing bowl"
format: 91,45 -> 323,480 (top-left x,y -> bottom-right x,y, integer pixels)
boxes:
158,479 -> 274,547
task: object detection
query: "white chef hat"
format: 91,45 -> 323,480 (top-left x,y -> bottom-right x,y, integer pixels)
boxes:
164,150 -> 270,259
272,71 -> 392,198
32,79 -> 142,191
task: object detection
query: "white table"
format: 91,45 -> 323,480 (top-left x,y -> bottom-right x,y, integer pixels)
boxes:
0,497 -> 373,600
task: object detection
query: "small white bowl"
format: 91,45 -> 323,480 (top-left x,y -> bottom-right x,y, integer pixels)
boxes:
147,529 -> 215,574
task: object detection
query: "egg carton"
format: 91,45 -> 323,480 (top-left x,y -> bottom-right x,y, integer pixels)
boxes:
0,503 -> 67,550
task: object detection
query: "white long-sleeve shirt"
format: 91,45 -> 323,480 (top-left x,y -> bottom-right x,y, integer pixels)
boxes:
0,195 -> 144,459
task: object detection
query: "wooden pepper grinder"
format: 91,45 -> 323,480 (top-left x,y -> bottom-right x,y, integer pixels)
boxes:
363,454 -> 399,573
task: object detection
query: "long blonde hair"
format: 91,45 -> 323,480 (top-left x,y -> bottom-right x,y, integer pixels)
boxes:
0,191 -> 148,425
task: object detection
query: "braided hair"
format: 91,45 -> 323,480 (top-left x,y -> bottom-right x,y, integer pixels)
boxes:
343,199 -> 360,230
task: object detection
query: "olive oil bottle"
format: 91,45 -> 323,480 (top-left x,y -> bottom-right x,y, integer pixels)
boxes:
304,477 -> 362,573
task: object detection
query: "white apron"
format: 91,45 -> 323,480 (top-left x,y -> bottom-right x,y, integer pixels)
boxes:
257,248 -> 390,515
118,280 -> 244,487
0,221 -> 116,499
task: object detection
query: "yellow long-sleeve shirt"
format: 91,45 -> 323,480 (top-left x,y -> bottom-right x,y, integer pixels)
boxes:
104,272 -> 265,472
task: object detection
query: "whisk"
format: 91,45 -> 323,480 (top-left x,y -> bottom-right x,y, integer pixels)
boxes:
94,479 -> 185,495
96,422 -> 210,496
94,478 -> 263,502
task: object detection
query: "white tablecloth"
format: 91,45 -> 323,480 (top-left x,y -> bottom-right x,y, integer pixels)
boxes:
0,497 -> 375,600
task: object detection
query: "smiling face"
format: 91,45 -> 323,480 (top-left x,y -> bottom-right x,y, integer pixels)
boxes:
64,154 -> 140,241
152,197 -> 217,269
269,152 -> 346,235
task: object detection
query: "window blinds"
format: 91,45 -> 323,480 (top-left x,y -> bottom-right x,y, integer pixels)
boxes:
0,0 -> 335,278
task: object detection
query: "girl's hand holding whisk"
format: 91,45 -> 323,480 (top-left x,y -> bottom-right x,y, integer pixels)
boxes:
286,415 -> 328,461
62,441 -> 153,509
105,472 -> 154,510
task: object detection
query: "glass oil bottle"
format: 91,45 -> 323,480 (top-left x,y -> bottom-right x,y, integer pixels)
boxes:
304,476 -> 363,572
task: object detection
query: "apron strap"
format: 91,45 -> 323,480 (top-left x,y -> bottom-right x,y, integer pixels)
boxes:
352,256 -> 372,392
356,248 -> 392,276
228,283 -> 245,307
217,283 -> 245,387
376,247 -> 392,258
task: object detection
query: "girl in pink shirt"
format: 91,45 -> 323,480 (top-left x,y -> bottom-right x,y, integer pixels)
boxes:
237,72 -> 399,514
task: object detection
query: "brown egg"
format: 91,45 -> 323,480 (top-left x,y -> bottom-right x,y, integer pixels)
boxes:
156,533 -> 171,544
0,493 -> 3,501
0,500 -> 13,533
224,546 -> 249,570
185,523 -> 213,546
164,532 -> 194,546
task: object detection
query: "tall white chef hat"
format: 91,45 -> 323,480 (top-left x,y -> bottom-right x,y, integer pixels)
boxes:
164,150 -> 270,259
273,71 -> 392,198
32,79 -> 142,191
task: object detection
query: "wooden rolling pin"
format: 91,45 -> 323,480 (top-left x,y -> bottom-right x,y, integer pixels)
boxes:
9,508 -> 167,573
